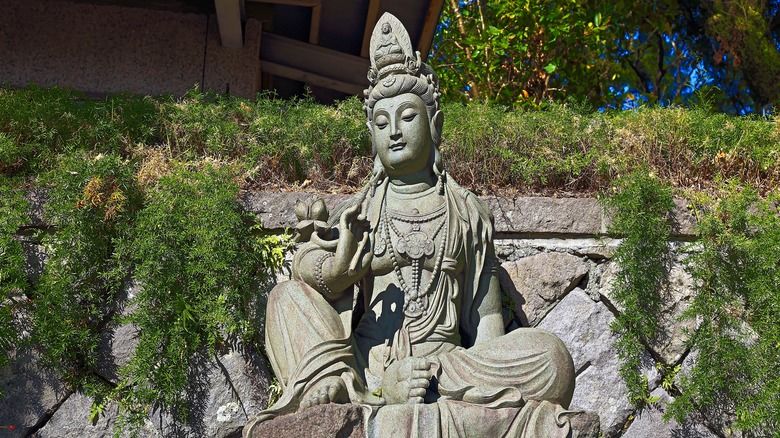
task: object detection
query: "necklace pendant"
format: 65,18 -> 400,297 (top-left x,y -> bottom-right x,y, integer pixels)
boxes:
403,294 -> 428,318
403,231 -> 432,259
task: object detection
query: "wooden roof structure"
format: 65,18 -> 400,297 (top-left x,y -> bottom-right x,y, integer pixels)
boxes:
1,0 -> 443,102
223,0 -> 445,101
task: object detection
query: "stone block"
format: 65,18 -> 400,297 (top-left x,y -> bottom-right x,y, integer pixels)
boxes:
36,392 -> 117,438
0,348 -> 69,435
245,404 -> 364,438
537,288 -> 657,437
147,349 -> 272,438
600,257 -> 698,364
623,388 -> 718,438
499,253 -> 589,326
481,197 -> 605,235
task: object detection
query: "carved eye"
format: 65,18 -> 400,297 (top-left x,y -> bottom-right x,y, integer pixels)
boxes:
375,114 -> 389,129
401,110 -> 417,122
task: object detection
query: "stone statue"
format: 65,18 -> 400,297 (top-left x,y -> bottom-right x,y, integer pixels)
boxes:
244,13 -> 576,437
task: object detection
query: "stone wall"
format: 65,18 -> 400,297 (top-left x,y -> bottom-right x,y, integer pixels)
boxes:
3,191 -> 725,437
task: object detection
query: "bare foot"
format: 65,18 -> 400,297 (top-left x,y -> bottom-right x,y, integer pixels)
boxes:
299,376 -> 350,411
381,356 -> 433,405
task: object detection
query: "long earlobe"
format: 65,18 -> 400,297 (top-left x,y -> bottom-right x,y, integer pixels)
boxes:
367,121 -> 375,155
431,110 -> 444,146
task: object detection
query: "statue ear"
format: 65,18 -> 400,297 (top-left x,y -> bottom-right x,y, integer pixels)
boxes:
367,121 -> 376,155
430,110 -> 444,146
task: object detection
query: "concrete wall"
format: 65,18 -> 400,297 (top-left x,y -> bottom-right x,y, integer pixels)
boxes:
0,0 -> 261,98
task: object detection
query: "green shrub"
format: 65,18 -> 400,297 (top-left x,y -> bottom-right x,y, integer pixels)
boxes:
604,168 -> 675,406
0,176 -> 29,395
31,153 -> 140,387
0,86 -> 156,174
112,163 -> 289,432
668,184 -> 780,434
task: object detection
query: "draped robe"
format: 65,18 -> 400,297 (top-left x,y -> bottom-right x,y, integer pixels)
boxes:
243,177 -> 576,438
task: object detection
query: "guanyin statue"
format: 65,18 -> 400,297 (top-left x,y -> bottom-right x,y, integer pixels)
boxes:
244,13 -> 577,437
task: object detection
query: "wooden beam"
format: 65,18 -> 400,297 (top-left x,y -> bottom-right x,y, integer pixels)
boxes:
246,0 -> 319,6
214,0 -> 245,48
260,32 -> 369,95
261,62 -> 364,95
360,0 -> 381,58
417,0 -> 444,61
309,3 -> 321,44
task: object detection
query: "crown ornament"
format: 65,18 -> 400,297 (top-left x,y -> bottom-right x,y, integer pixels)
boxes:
367,13 -> 422,85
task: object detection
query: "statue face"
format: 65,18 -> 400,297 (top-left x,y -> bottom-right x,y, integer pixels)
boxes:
371,93 -> 432,177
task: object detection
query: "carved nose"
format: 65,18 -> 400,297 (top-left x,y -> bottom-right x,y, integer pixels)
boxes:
390,128 -> 402,140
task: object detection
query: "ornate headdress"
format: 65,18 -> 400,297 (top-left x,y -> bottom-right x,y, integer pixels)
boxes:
364,13 -> 441,117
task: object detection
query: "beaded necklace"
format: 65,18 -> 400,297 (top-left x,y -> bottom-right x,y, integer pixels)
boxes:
381,201 -> 448,318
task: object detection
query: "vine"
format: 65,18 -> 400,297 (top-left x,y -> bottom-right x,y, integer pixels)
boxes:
604,168 -> 675,407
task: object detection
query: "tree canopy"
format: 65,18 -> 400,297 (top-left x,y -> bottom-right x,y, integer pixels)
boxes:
431,0 -> 780,113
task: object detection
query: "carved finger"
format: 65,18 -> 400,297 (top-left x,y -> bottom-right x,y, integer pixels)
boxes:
412,357 -> 427,370
348,231 -> 371,275
411,369 -> 430,380
327,384 -> 340,401
409,395 -> 425,404
409,387 -> 427,398
411,377 -> 430,389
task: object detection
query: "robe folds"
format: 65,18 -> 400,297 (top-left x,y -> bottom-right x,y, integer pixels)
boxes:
244,177 -> 576,438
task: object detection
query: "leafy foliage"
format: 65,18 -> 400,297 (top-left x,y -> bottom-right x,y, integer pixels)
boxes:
2,86 -> 779,196
112,163 -> 289,432
604,169 -> 675,406
432,0 -> 780,113
433,0 -> 613,106
31,153 -> 140,386
668,184 -> 780,434
0,177 -> 29,395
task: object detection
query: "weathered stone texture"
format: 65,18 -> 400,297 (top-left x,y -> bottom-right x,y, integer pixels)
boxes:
622,388 -> 718,438
600,257 -> 697,364
148,350 -> 273,438
484,196 -> 605,235
499,253 -> 589,326
36,392 -> 117,438
569,411 -> 601,438
537,288 -> 657,437
0,348 -> 69,435
95,282 -> 140,384
246,404 -> 364,438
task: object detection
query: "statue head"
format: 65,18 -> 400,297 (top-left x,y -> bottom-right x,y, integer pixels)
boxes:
364,13 -> 444,179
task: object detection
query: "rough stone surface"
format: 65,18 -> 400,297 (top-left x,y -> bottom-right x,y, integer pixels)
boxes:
0,348 -> 69,435
537,288 -> 656,437
484,196 -> 605,235
239,191 -> 349,230
600,257 -> 697,364
241,192 -> 700,238
20,239 -> 48,285
499,253 -> 589,326
569,411 -> 601,438
95,283 -> 140,384
36,392 -> 117,438
246,404 -> 364,438
24,188 -> 47,228
623,388 -> 718,438
495,237 -> 621,260
148,349 -> 272,438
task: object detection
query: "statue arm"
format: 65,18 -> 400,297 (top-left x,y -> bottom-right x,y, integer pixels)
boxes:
472,247 -> 505,346
293,202 -> 372,301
